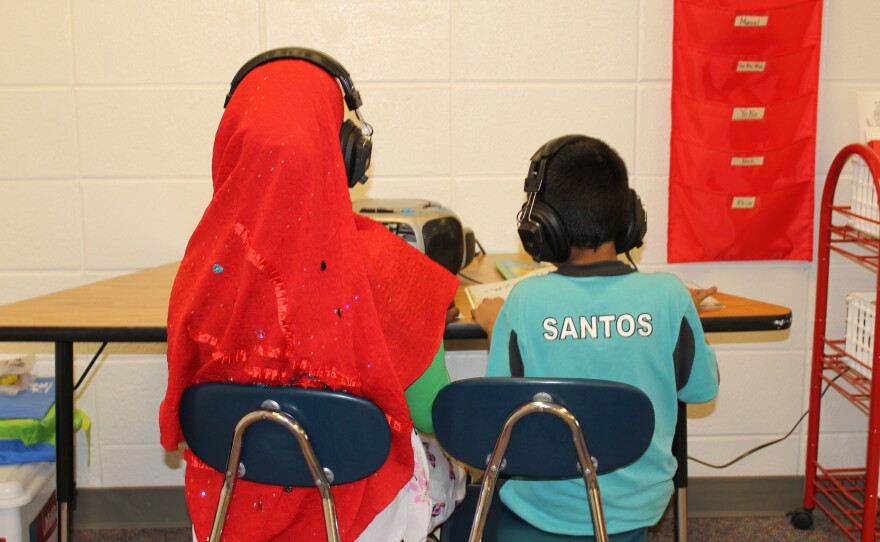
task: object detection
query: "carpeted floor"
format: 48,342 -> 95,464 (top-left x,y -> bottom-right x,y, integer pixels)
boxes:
652,514 -> 850,541
72,513 -> 853,541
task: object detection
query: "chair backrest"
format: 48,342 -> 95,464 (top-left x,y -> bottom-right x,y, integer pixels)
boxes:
432,377 -> 655,542
179,383 -> 391,487
432,377 -> 654,478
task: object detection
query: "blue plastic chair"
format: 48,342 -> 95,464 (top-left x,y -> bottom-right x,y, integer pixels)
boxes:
431,378 -> 656,542
179,383 -> 391,542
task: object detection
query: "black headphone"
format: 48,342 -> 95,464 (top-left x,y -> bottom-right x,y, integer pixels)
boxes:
224,47 -> 373,188
517,135 -> 647,263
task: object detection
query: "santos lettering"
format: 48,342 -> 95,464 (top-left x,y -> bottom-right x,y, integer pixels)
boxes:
542,313 -> 653,340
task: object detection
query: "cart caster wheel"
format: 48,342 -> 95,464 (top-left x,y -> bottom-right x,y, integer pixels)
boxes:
791,508 -> 813,530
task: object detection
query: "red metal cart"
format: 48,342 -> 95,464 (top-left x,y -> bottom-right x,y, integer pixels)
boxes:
793,143 -> 880,540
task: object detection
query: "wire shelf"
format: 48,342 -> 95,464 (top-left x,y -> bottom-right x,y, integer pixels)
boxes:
828,210 -> 880,271
812,467 -> 880,541
821,339 -> 873,413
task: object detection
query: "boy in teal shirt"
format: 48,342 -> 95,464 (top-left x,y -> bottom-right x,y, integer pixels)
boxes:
473,135 -> 719,540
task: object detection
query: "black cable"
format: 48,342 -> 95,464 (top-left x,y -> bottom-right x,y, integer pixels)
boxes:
73,341 -> 108,391
688,372 -> 844,469
459,236 -> 486,283
458,272 -> 482,284
625,250 -> 638,272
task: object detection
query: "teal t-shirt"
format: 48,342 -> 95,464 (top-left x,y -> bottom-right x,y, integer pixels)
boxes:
485,260 -> 718,536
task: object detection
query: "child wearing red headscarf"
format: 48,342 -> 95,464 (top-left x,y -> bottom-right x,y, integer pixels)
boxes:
159,55 -> 464,541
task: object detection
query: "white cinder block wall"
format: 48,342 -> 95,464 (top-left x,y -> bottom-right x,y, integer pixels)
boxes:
1,1 -> 879,489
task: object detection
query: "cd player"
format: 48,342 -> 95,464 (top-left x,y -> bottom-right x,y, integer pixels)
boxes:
353,198 -> 474,275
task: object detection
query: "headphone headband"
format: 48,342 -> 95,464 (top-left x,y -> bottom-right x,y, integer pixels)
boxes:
524,135 -> 586,194
224,47 -> 363,110
530,134 -> 587,162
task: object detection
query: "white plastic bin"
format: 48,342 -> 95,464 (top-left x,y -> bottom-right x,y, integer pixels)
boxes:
848,155 -> 880,237
845,291 -> 876,379
0,462 -> 57,542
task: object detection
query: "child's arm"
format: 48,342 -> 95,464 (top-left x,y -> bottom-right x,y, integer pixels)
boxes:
404,303 -> 460,433
472,297 -> 505,343
689,285 -> 718,308
677,296 -> 719,403
404,341 -> 450,434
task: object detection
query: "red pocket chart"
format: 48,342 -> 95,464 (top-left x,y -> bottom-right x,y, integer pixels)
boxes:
674,0 -> 822,55
670,137 -> 815,193
668,0 -> 822,262
672,44 -> 819,103
668,179 -> 814,262
672,92 -> 818,152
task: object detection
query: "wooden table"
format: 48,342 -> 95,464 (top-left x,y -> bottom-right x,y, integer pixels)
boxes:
0,263 -> 175,542
448,254 -> 792,338
0,255 -> 791,540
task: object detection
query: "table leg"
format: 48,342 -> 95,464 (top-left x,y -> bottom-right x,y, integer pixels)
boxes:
55,341 -> 74,542
672,401 -> 688,542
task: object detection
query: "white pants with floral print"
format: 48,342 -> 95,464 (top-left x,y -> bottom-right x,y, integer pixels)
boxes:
356,430 -> 466,542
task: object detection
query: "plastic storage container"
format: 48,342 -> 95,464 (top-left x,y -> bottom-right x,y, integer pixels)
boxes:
0,462 -> 57,542
845,291 -> 876,379
849,155 -> 880,237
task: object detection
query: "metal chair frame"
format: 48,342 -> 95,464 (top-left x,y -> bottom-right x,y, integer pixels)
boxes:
470,398 -> 609,542
209,407 -> 338,542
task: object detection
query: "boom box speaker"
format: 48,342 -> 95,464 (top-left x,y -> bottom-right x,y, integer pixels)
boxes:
354,199 -> 474,275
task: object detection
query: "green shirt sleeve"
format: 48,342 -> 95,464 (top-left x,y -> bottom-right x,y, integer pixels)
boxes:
404,341 -> 450,434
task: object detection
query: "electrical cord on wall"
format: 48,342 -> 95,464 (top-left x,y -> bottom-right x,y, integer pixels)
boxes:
688,372 -> 844,469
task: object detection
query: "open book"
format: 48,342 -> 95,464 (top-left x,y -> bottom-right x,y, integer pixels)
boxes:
465,267 -> 554,309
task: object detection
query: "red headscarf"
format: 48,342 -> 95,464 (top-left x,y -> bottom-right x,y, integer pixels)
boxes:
159,58 -> 458,541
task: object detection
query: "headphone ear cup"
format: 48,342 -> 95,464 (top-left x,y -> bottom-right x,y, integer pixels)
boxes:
340,119 -> 372,188
517,200 -> 570,263
615,189 -> 647,254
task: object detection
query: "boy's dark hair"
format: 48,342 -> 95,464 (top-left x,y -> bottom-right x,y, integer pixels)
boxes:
539,137 -> 630,250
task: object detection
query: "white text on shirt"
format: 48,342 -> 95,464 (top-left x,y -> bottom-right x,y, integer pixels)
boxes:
542,314 -> 653,340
